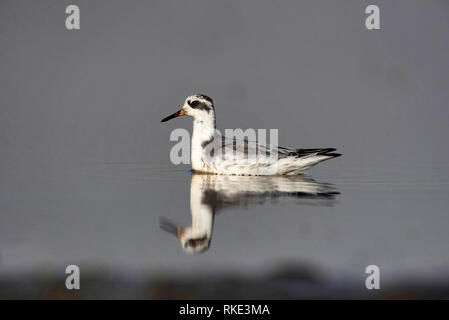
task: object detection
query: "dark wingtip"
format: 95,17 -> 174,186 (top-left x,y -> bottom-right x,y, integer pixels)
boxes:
294,148 -> 340,158
327,153 -> 342,158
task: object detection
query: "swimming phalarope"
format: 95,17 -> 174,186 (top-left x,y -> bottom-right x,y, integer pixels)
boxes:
161,94 -> 341,175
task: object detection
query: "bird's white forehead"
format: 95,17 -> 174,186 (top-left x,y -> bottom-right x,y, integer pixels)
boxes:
186,94 -> 214,106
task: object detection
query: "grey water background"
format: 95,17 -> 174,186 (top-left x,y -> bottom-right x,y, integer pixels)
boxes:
1,0 -> 449,298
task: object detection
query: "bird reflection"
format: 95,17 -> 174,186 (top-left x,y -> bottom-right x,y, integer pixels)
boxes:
160,174 -> 339,254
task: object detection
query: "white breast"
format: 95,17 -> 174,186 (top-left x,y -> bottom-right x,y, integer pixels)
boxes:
190,120 -> 215,172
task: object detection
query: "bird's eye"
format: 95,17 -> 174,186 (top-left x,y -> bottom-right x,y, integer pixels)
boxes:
190,100 -> 199,107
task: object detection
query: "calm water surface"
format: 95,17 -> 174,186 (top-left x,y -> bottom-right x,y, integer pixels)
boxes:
1,162 -> 448,298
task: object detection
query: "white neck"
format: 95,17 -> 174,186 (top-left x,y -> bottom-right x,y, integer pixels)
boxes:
191,114 -> 216,170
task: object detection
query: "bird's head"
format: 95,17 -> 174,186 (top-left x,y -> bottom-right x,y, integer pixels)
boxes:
161,94 -> 215,124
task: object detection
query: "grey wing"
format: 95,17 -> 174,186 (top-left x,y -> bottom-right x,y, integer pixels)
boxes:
205,134 -> 336,162
213,135 -> 286,164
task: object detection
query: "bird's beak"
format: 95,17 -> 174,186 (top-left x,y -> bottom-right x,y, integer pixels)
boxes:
161,109 -> 185,122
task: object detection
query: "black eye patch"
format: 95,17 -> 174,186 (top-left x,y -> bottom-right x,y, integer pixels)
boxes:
189,100 -> 212,112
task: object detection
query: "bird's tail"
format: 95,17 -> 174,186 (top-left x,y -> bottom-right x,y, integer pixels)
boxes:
294,148 -> 341,159
276,148 -> 341,175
